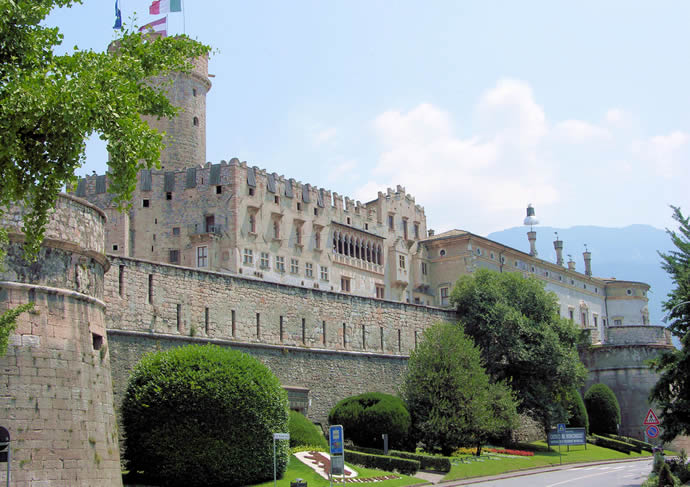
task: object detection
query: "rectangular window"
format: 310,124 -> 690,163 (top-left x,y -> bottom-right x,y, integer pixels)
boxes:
176,304 -> 182,332
421,262 -> 428,275
172,226 -> 180,236
290,258 -> 299,274
322,320 -> 326,345
362,325 -> 366,350
342,323 -> 347,348
148,274 -> 153,304
315,231 -> 321,249
388,214 -> 394,230
205,307 -> 210,335
302,318 -> 306,344
196,246 -> 208,268
415,330 -> 419,349
273,220 -> 280,239
376,284 -> 385,299
440,287 -> 449,306
403,219 -> 408,240
296,225 -> 302,245
205,215 -> 215,233
118,265 -> 125,297
297,202 -> 302,211
569,309 -> 575,322
414,222 -> 420,239
216,185 -> 222,194
231,310 -> 236,337
581,312 -> 588,327
274,195 -> 280,204
143,199 -> 150,208
260,252 -> 269,269
249,214 -> 256,233
169,249 -> 179,264
305,262 -> 314,278
614,319 -> 622,326
248,187 -> 254,196
593,315 -> 598,327
320,266 -> 329,281
276,255 -> 285,272
280,316 -> 284,342
380,326 -> 384,350
256,313 -> 261,338
166,192 -> 172,200
341,277 -> 351,293
314,208 -> 318,216
243,248 -> 253,265
397,329 -> 401,352
399,255 -> 406,269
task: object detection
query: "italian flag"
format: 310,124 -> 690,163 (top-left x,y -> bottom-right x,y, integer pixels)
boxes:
149,0 -> 181,14
138,16 -> 168,37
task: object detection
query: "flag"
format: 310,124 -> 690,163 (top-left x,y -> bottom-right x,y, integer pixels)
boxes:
113,0 -> 122,29
149,0 -> 182,15
138,16 -> 168,37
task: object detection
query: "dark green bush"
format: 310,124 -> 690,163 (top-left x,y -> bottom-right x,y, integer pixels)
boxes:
584,383 -> 621,435
328,392 -> 411,449
344,449 -> 419,475
122,344 -> 289,487
588,434 -> 640,454
602,433 -> 653,452
346,445 -> 451,472
657,462 -> 675,487
566,389 -> 589,434
289,410 -> 327,449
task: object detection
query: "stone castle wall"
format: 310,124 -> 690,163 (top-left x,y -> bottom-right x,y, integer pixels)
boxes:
0,195 -> 122,487
103,255 -> 455,424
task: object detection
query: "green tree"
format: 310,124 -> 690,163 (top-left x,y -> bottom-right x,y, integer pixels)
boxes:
401,322 -> 518,456
450,269 -> 587,431
565,388 -> 589,434
650,206 -> 690,443
0,0 -> 209,258
584,383 -> 621,435
122,344 -> 289,487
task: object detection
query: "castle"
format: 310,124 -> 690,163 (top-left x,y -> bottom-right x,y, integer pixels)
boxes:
0,50 -> 681,486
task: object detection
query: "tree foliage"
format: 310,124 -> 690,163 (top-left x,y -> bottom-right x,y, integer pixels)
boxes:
584,383 -> 621,435
565,388 -> 589,434
122,345 -> 289,487
450,269 -> 587,431
0,0 -> 210,257
401,322 -> 518,456
650,206 -> 690,443
328,392 -> 411,450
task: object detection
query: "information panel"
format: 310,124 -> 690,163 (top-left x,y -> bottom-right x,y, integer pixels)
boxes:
329,425 -> 344,455
548,428 -> 586,446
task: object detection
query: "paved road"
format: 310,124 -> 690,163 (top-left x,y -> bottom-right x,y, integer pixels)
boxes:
464,458 -> 653,487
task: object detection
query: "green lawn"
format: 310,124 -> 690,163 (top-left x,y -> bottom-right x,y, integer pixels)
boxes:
443,442 -> 653,481
250,454 -> 428,487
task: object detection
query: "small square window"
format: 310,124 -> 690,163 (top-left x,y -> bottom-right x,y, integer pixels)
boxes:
143,199 -> 150,208
112,244 -> 119,251
243,249 -> 253,265
169,249 -> 179,264
274,195 -> 280,204
314,208 -> 318,216
297,202 -> 302,211
375,285 -> 385,299
365,223 -> 369,230
346,217 -> 351,225
172,227 -> 180,236
216,185 -> 222,194
341,277 -> 351,292
166,192 -> 172,200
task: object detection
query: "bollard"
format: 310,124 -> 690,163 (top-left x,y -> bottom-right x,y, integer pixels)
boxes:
290,479 -> 307,487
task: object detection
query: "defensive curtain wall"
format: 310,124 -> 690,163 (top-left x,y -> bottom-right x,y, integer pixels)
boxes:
0,195 -> 123,487
104,255 -> 455,425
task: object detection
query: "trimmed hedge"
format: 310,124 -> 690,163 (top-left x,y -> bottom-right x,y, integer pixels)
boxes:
122,345 -> 289,487
584,383 -> 621,435
328,392 -> 410,449
344,450 -> 420,475
601,433 -> 653,453
588,434 -> 641,454
346,445 -> 451,472
567,389 -> 589,434
288,411 -> 327,449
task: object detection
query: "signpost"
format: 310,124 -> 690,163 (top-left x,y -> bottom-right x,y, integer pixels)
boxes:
0,427 -> 10,487
548,427 -> 586,464
329,425 -> 344,487
643,408 -> 660,443
273,432 -> 290,487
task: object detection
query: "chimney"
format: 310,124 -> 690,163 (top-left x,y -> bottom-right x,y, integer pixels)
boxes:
427,229 -> 435,237
567,255 -> 576,271
553,233 -> 564,266
527,231 -> 537,256
583,247 -> 592,276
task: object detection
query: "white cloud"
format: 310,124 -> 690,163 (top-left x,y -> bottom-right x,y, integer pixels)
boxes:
632,131 -> 689,178
554,120 -> 611,142
327,159 -> 358,182
312,127 -> 337,145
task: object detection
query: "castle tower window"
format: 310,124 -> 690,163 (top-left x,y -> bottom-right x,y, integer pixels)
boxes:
275,255 -> 285,272
346,217 -> 351,225
422,262 -> 428,275
193,116 -> 199,126
248,187 -> 254,196
256,313 -> 261,338
290,258 -> 299,274
142,199 -> 150,208
231,310 -> 236,337
322,320 -> 327,345
169,249 -> 179,264
172,226 -> 180,236
399,255 -> 406,269
377,245 -> 383,266
166,192 -> 172,200
118,265 -> 125,297
403,219 -> 408,240
279,316 -> 284,342
205,307 -> 210,335
243,248 -> 253,265
112,244 -> 119,251
314,208 -> 318,216
216,185 -> 222,194
343,323 -> 347,348
302,318 -> 306,344
341,277 -> 351,293
362,325 -> 366,349
196,246 -> 208,268
414,222 -> 420,239
439,286 -> 449,306
92,333 -> 103,351
295,224 -> 302,245
176,304 -> 182,332
305,262 -> 313,278
297,202 -> 302,211
273,220 -> 280,239
274,195 -> 280,204
397,329 -> 401,352
205,215 -> 215,233
192,88 -> 197,97
380,326 -> 384,351
376,284 -> 385,299
388,214 -> 394,230
260,252 -> 269,269
320,265 -> 329,281
148,274 -> 154,304
249,214 -> 256,234
568,308 -> 575,322
593,315 -> 598,327
314,230 -> 321,249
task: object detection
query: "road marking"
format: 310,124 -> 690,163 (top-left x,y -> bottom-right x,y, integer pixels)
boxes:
545,468 -> 630,487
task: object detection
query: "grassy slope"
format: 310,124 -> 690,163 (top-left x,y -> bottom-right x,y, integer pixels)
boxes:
443,442 -> 652,481
250,455 -> 428,487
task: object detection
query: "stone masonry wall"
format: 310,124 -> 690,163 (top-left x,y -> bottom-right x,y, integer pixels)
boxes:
104,256 -> 456,424
0,195 -> 122,487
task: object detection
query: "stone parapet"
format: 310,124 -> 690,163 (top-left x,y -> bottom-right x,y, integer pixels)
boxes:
605,325 -> 673,346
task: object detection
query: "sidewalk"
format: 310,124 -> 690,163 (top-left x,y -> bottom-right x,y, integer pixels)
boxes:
419,456 -> 653,486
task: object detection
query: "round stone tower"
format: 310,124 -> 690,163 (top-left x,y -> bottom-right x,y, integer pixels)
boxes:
142,54 -> 212,171
0,195 -> 123,486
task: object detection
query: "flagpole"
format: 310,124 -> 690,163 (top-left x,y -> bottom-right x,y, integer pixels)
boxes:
182,0 -> 186,34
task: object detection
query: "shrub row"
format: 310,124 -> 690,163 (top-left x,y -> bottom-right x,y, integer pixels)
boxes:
588,434 -> 642,454
346,445 -> 451,472
600,433 -> 653,453
344,450 -> 420,475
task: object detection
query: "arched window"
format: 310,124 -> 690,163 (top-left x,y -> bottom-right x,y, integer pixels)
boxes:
377,245 -> 383,265
193,116 -> 199,126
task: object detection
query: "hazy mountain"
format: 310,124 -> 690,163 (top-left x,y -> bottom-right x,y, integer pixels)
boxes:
487,224 -> 674,328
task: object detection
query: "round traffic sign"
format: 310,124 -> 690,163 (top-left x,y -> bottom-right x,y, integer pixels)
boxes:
646,425 -> 659,438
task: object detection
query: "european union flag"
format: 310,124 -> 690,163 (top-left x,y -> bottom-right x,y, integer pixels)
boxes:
113,0 -> 122,29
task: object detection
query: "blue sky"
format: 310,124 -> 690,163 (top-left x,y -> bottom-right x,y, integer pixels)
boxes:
47,1 -> 690,235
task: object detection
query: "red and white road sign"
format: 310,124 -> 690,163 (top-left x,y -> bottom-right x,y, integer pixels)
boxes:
646,425 -> 660,438
644,409 -> 660,425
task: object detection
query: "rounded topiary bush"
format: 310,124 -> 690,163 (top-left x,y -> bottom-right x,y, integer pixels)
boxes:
566,388 -> 589,434
122,344 -> 289,487
288,410 -> 327,449
328,392 -> 410,449
584,383 -> 621,435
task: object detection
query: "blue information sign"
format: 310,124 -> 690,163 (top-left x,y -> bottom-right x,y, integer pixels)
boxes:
557,423 -> 566,434
329,425 -> 344,455
548,428 -> 586,446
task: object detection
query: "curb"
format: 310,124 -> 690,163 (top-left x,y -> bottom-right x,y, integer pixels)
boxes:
432,456 -> 653,486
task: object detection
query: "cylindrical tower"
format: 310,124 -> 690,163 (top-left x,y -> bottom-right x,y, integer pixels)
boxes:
142,54 -> 212,171
0,195 -> 123,486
